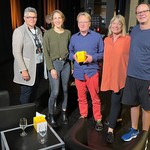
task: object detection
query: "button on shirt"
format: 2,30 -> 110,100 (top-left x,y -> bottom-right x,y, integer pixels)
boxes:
69,30 -> 104,80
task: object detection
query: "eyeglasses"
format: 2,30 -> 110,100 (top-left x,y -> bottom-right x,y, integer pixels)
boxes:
78,21 -> 90,24
136,10 -> 150,15
26,16 -> 37,19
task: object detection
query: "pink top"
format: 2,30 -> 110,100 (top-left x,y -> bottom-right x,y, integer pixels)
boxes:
101,35 -> 130,93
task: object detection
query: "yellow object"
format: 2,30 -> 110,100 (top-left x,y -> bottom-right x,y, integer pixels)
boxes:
76,51 -> 87,63
33,116 -> 47,132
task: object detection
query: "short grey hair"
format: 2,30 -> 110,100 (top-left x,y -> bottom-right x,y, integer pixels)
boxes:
24,7 -> 37,17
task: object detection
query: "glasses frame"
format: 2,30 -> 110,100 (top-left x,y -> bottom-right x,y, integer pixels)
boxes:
78,21 -> 90,24
26,16 -> 37,19
136,10 -> 150,16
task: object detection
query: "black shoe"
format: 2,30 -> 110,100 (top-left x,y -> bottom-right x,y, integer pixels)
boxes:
48,113 -> 57,127
107,132 -> 114,143
62,111 -> 68,125
95,120 -> 103,132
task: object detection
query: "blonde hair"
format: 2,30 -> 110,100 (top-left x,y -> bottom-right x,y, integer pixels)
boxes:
77,12 -> 91,22
51,10 -> 65,28
108,15 -> 126,36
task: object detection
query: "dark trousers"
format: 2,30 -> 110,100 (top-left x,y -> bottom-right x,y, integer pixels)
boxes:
108,88 -> 124,129
20,63 -> 43,104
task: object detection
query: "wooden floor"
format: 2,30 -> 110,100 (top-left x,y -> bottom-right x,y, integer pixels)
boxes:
0,59 -> 149,150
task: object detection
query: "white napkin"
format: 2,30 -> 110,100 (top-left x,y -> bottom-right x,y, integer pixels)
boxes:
36,112 -> 46,118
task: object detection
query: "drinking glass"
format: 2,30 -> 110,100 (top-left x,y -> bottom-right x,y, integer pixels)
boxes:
19,118 -> 27,137
39,124 -> 47,144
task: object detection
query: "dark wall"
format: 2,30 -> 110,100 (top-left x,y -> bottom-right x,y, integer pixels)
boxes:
59,0 -> 81,34
0,0 -> 81,64
17,0 -> 82,34
0,0 -> 13,63
20,0 -> 44,28
116,0 -> 126,16
19,0 -> 82,34
0,0 -> 44,64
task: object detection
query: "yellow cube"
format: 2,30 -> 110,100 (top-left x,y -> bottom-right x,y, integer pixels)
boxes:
33,116 -> 47,132
76,51 -> 87,63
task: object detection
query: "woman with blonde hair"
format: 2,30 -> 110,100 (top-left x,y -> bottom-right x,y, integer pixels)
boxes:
101,15 -> 130,143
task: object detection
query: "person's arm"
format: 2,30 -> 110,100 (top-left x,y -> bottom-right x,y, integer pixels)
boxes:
69,36 -> 78,63
40,26 -> 47,32
92,35 -> 104,62
69,36 -> 76,73
43,31 -> 54,71
12,29 -> 27,71
12,29 -> 30,81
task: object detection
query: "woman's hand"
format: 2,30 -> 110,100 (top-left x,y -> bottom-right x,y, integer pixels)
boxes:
21,70 -> 30,81
71,69 -> 74,74
50,69 -> 58,79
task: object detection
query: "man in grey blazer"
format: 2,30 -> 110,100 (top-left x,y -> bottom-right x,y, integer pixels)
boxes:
12,7 -> 44,104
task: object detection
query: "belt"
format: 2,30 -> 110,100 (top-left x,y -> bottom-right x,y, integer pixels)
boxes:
54,58 -> 66,61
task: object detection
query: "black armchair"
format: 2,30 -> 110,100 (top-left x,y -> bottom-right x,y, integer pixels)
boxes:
0,90 -> 9,107
64,118 -> 93,150
132,131 -> 149,150
64,118 -> 149,150
0,103 -> 36,131
122,130 -> 149,150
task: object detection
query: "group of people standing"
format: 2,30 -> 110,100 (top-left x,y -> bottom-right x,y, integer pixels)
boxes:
12,2 -> 150,144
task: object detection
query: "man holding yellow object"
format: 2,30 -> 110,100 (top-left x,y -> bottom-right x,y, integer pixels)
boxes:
69,12 -> 104,131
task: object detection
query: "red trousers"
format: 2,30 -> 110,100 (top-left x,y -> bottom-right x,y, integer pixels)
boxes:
75,72 -> 102,121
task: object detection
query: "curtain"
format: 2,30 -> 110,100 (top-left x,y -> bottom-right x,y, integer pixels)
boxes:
10,0 -> 22,30
43,0 -> 59,27
10,0 -> 59,30
43,0 -> 59,16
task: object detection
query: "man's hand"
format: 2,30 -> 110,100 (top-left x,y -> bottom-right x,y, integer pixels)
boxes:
73,54 -> 78,63
84,54 -> 93,63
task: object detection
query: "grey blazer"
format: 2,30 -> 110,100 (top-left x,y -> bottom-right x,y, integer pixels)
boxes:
12,23 -> 43,86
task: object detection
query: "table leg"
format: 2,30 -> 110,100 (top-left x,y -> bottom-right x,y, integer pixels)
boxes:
1,137 -> 5,150
61,146 -> 65,150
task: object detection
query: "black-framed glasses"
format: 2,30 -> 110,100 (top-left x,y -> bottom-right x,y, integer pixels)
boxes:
26,16 -> 37,19
136,10 -> 150,15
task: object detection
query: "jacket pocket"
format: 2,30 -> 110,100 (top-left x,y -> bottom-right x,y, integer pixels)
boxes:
24,57 -> 30,69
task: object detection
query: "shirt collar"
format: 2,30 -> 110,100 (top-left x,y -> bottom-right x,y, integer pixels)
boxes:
77,30 -> 91,36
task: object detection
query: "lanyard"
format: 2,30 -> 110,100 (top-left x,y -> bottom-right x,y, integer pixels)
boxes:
28,27 -> 43,53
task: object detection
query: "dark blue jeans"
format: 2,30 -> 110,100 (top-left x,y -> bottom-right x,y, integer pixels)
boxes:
108,88 -> 124,129
48,60 -> 70,114
20,63 -> 43,104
